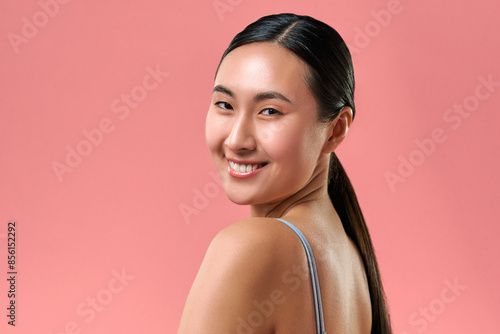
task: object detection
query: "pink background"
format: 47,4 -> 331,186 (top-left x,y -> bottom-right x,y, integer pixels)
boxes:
1,0 -> 499,333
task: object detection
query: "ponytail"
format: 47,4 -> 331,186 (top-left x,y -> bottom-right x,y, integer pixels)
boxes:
328,152 -> 392,334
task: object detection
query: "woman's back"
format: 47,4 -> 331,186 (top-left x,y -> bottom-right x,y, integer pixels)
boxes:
260,209 -> 372,333
287,216 -> 372,333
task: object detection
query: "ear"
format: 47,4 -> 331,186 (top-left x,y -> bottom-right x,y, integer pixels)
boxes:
321,106 -> 353,154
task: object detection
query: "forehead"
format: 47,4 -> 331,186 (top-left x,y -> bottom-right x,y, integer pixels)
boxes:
215,42 -> 311,100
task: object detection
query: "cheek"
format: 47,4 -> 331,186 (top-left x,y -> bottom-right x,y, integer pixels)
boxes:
262,128 -> 314,186
261,119 -> 319,166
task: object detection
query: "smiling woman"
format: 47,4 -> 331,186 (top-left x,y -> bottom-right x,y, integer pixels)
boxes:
178,13 -> 392,334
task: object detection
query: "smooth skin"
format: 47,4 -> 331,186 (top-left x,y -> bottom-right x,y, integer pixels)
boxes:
178,42 -> 371,333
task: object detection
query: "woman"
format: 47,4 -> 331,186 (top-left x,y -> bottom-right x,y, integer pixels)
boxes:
178,13 -> 392,334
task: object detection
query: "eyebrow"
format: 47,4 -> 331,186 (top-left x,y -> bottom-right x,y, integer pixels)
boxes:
212,85 -> 292,104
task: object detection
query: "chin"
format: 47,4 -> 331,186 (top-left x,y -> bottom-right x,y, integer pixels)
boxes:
225,192 -> 255,206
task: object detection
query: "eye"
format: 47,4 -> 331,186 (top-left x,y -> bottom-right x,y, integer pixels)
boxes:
260,108 -> 282,116
215,101 -> 233,110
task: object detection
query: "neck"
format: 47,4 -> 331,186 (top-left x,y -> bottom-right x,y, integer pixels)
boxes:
250,155 -> 333,219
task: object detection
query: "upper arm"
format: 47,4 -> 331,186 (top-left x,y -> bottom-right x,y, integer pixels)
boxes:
177,219 -> 284,334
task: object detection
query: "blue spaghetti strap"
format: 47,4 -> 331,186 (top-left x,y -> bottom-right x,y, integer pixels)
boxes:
275,218 -> 326,334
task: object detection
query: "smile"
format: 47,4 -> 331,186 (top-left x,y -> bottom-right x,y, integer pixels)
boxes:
227,159 -> 268,178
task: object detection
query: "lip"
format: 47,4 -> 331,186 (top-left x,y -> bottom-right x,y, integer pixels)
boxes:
226,157 -> 268,179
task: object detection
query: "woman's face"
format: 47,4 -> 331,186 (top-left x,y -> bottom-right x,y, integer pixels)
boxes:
205,42 -> 330,206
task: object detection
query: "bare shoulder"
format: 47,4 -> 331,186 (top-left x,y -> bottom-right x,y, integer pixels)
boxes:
206,217 -> 281,276
214,216 -> 296,251
178,217 -> 302,333
206,217 -> 303,285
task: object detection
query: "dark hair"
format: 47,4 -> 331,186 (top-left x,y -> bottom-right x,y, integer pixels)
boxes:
216,13 -> 391,334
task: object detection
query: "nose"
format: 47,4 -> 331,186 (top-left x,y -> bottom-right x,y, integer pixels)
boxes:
225,114 -> 256,152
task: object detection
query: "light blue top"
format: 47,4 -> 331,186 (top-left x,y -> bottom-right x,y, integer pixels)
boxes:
275,218 -> 326,334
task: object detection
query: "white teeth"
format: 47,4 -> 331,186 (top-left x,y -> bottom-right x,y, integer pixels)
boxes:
229,161 -> 264,173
